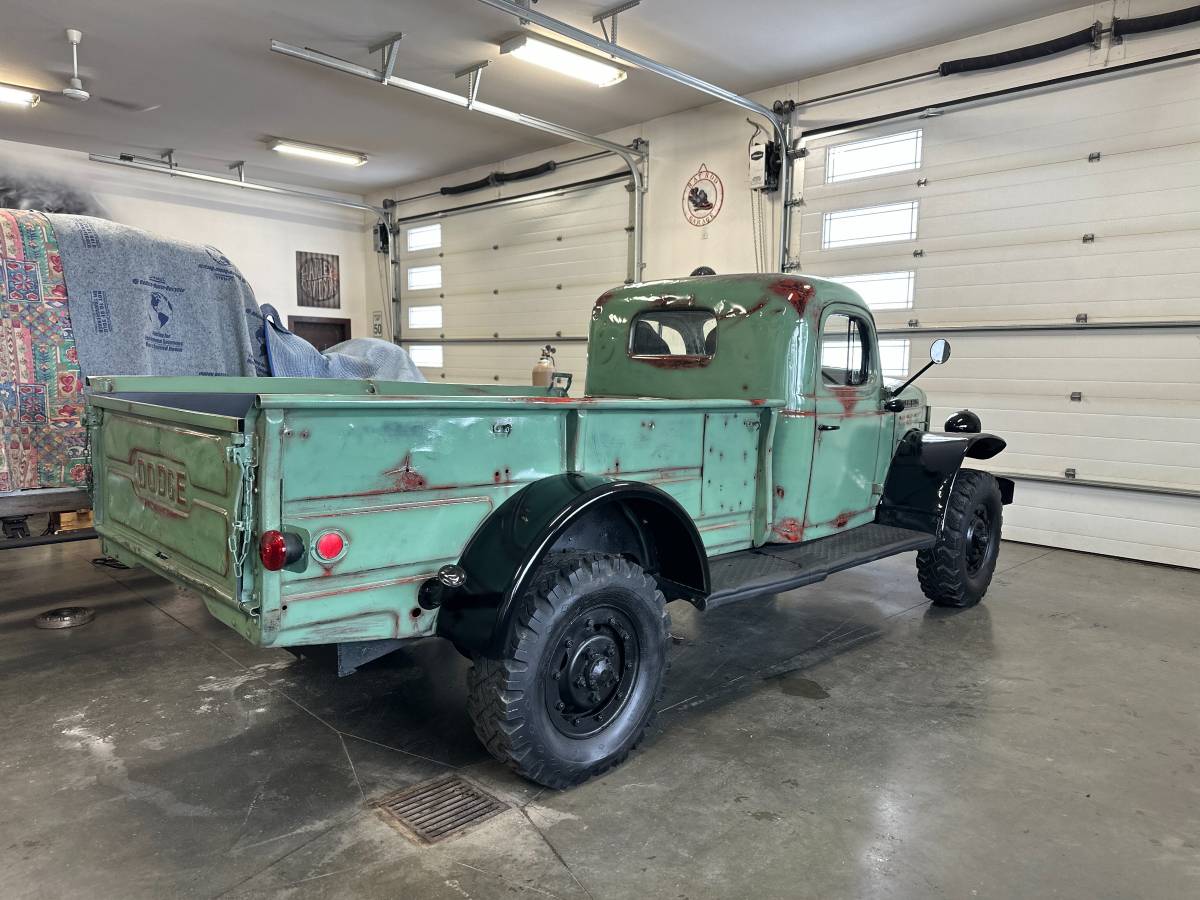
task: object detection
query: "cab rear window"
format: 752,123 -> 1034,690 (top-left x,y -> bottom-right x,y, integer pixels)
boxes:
629,310 -> 718,357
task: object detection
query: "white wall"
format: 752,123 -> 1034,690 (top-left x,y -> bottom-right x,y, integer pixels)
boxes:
0,138 -> 378,337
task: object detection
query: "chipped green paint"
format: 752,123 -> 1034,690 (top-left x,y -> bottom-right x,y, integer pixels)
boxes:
88,274 -> 927,650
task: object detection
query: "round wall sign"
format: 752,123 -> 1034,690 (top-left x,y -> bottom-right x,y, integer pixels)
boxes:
682,164 -> 724,227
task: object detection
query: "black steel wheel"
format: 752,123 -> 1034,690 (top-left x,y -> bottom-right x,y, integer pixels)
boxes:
466,552 -> 669,789
916,469 -> 1003,608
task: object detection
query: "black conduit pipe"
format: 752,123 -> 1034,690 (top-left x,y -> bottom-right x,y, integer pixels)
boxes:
1114,4 -> 1200,41
440,160 -> 558,196
938,22 -> 1101,75
799,45 -> 1200,140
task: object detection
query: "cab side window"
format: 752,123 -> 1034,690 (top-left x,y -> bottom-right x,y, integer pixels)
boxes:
820,312 -> 872,387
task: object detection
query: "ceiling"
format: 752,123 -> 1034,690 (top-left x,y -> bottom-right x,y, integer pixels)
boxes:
0,0 -> 1086,195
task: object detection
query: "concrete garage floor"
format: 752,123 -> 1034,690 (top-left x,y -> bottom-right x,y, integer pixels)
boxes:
1,541 -> 1197,899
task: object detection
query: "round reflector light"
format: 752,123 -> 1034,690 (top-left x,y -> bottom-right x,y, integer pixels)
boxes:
259,530 -> 288,571
314,531 -> 345,561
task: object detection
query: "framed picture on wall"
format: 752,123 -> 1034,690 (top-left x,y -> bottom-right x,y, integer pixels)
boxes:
296,251 -> 340,309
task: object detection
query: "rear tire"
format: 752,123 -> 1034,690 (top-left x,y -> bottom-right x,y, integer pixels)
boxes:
466,552 -> 669,789
917,470 -> 1002,608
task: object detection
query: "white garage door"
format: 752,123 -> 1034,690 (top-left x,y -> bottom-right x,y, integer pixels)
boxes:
797,62 -> 1200,568
397,179 -> 632,392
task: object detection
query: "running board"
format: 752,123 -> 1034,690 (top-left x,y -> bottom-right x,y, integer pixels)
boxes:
702,523 -> 935,610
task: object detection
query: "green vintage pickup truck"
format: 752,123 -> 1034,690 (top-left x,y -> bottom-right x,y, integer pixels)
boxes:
87,273 -> 1012,788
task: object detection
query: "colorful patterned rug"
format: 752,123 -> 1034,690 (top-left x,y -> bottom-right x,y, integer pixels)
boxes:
0,209 -> 88,491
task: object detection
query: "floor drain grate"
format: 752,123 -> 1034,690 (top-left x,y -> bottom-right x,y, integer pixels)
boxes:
374,774 -> 508,844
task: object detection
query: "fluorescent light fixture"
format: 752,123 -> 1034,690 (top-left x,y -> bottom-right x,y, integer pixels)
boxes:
0,85 -> 40,108
500,33 -> 626,87
267,139 -> 367,167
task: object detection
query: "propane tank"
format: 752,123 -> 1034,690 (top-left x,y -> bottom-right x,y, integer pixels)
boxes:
532,344 -> 556,387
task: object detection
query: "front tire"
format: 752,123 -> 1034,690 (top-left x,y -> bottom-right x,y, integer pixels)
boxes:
917,470 -> 1002,608
466,552 -> 669,789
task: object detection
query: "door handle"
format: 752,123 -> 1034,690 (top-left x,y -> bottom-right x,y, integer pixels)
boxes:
818,424 -> 841,431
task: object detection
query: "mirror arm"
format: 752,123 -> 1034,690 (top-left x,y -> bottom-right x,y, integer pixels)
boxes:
888,359 -> 936,397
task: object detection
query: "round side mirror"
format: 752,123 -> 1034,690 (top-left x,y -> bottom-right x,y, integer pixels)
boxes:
929,338 -> 952,365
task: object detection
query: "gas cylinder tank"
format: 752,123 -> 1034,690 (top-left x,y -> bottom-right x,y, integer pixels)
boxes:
532,344 -> 556,387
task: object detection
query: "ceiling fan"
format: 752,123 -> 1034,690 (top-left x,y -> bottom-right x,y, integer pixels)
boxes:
3,29 -> 160,113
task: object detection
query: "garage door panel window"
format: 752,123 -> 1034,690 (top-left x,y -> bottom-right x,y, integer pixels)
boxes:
822,202 -> 919,249
406,223 -> 442,253
878,338 -> 911,380
406,344 -> 444,368
828,271 -> 915,311
407,264 -> 442,291
825,129 -> 923,184
407,305 -> 443,329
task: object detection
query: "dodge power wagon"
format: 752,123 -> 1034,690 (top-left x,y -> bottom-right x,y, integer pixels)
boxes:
86,273 -> 1013,788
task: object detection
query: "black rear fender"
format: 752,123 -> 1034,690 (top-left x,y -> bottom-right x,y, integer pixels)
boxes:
437,474 -> 708,658
876,430 -> 1013,534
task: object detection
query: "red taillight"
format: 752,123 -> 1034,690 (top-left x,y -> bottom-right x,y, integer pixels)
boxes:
259,530 -> 288,571
314,531 -> 345,561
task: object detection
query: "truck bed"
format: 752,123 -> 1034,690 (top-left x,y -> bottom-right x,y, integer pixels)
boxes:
87,375 -> 782,649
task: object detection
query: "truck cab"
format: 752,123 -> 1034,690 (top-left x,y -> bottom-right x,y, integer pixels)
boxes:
587,274 -> 929,545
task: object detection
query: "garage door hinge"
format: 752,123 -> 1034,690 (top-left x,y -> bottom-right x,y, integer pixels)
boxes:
1088,152 -> 1102,163
1082,233 -> 1095,243
1064,468 -> 1077,479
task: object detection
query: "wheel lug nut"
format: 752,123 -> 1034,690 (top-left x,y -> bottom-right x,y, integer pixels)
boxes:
565,639 -> 574,649
572,717 -> 581,726
585,617 -> 594,628
551,671 -> 560,680
625,662 -> 633,670
589,691 -> 599,702
555,701 -> 565,711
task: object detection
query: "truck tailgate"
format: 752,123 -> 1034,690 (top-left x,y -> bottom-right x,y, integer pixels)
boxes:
90,397 -> 253,609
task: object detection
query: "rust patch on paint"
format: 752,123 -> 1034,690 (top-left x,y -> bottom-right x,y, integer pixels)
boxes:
829,386 -> 859,417
633,355 -> 712,369
768,278 -> 815,316
593,288 -> 617,309
384,454 -> 428,492
749,398 -> 766,406
772,518 -> 804,543
834,511 -> 852,529
774,485 -> 785,499
779,408 -> 814,418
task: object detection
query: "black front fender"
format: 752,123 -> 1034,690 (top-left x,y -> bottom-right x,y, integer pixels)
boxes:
876,430 -> 1011,534
437,473 -> 708,658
